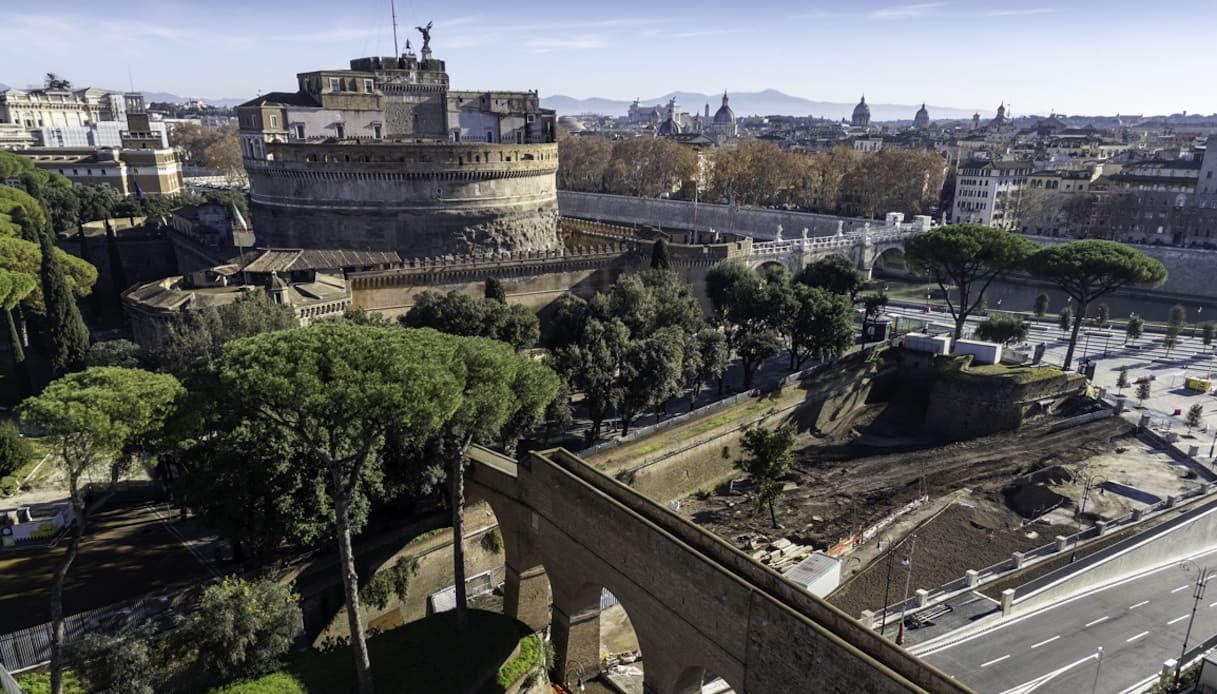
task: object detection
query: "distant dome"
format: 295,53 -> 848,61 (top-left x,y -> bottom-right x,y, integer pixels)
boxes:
657,115 -> 682,136
558,115 -> 586,132
851,95 -> 871,127
713,91 -> 736,125
913,103 -> 929,130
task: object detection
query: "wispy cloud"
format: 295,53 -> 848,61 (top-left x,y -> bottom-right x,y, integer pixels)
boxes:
789,10 -> 836,20
868,3 -> 946,20
523,36 -> 607,53
984,7 -> 1056,16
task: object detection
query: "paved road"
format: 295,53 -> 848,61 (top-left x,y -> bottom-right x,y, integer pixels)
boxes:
915,550 -> 1217,693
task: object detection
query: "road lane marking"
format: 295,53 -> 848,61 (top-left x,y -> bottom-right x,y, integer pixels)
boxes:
981,654 -> 1012,667
1130,600 -> 1150,609
1127,631 -> 1150,642
1169,615 -> 1189,625
1210,601 -> 1217,608
1030,635 -> 1060,649
1086,616 -> 1109,627
1172,584 -> 1191,594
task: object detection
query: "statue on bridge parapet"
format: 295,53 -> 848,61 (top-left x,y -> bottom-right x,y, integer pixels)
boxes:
775,224 -> 783,241
836,220 -> 844,236
801,227 -> 809,242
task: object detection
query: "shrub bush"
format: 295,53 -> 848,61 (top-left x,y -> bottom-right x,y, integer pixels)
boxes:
496,633 -> 542,688
0,475 -> 19,496
15,671 -> 84,694
0,419 -> 32,478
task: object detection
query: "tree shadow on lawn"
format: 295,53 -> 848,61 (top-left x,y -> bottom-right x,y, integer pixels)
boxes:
290,609 -> 532,693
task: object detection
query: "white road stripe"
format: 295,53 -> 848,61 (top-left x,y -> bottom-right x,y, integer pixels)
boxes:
1086,616 -> 1109,627
1130,600 -> 1150,609
1169,615 -> 1189,625
1030,635 -> 1060,649
1209,600 -> 1217,608
982,654 -> 1012,668
1172,584 -> 1191,594
1127,631 -> 1150,642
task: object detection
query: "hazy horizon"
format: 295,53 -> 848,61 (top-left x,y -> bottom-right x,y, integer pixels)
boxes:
2,0 -> 1214,117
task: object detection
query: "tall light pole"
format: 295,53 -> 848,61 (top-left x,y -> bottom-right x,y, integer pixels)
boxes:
1177,560 -> 1211,686
1070,470 -> 1105,562
896,534 -> 918,645
1090,647 -> 1104,694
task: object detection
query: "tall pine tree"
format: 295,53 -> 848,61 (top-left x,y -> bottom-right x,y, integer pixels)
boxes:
39,231 -> 89,377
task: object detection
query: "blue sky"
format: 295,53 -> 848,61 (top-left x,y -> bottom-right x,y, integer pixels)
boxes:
2,0 -> 1214,116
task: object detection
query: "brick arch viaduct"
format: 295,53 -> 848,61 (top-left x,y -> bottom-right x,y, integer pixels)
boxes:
466,446 -> 970,694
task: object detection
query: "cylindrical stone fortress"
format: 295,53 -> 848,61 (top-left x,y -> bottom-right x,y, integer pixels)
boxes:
248,141 -> 560,256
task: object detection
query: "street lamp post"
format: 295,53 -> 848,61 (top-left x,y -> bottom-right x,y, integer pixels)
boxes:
1176,560 -> 1211,686
1090,647 -> 1104,694
1194,307 -> 1203,339
896,535 -> 918,645
880,540 -> 895,636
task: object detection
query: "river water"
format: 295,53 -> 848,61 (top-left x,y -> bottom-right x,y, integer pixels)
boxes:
882,275 -> 1217,325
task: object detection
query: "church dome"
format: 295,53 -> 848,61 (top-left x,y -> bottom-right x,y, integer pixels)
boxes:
851,95 -> 870,126
913,103 -> 929,130
713,91 -> 736,124
657,115 -> 682,136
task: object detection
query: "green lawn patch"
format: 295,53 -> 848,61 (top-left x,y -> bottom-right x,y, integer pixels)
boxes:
940,356 -> 1064,385
210,610 -> 535,694
15,671 -> 84,694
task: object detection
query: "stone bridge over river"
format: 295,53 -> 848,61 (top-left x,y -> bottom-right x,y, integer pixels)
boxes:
558,191 -> 929,279
466,446 -> 969,694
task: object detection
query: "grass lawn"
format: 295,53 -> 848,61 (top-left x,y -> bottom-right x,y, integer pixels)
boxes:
215,610 -> 537,694
941,355 -> 1064,385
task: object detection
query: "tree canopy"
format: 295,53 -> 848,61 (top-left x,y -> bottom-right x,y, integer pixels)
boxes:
402,290 -> 539,351
1026,240 -> 1167,369
903,224 -> 1036,339
735,422 -> 797,528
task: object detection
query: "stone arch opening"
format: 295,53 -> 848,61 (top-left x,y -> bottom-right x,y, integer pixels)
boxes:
673,664 -> 743,694
872,246 -> 909,278
753,259 -> 790,277
547,577 -> 646,693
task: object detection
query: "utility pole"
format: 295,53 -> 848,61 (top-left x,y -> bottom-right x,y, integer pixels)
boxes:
1090,647 -> 1104,694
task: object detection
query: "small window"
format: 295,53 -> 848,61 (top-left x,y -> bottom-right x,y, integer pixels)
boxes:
329,78 -> 341,92
363,79 -> 374,94
373,124 -> 382,139
270,115 -> 278,128
335,124 -> 345,139
295,124 -> 305,139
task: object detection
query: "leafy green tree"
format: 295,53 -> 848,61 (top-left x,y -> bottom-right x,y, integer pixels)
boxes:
737,330 -> 783,389
1058,306 -> 1074,334
484,277 -> 506,303
0,268 -> 38,391
85,339 -> 143,368
75,185 -> 122,223
403,290 -> 539,351
342,306 -> 393,327
1027,240 -> 1167,369
38,231 -> 89,377
550,317 -> 628,443
903,224 -> 1036,340
1033,292 -> 1049,317
617,327 -> 685,435
1186,403 -> 1204,433
1116,366 -> 1129,395
860,291 -> 889,345
785,285 -> 854,369
19,367 -> 183,694
795,254 -> 863,300
1203,322 -> 1216,349
684,328 -> 728,410
174,577 -> 303,687
650,237 -> 671,270
72,630 -> 158,694
1127,314 -> 1145,343
154,292 -> 297,374
195,325 -> 464,694
0,419 -> 31,478
735,422 -> 797,528
1168,304 -> 1187,330
40,184 -> 80,235
542,379 -> 574,442
1136,380 -> 1151,406
1164,327 -> 1179,358
1094,303 -> 1110,328
974,315 -> 1030,345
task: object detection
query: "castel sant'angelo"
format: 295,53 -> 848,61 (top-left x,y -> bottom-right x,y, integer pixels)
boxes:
236,26 -> 562,257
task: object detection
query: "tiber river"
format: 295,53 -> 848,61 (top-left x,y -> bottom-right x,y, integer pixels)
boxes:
882,274 -> 1217,327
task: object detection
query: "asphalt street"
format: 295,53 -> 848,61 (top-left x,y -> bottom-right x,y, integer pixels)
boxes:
916,550 -> 1217,693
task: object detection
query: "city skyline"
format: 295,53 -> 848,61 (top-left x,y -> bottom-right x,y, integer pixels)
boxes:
1,0 -> 1215,117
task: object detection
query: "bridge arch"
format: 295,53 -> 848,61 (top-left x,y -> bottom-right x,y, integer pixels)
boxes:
872,246 -> 908,278
750,258 -> 795,275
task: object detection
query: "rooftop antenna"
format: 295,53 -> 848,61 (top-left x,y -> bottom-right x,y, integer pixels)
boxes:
391,0 -> 400,56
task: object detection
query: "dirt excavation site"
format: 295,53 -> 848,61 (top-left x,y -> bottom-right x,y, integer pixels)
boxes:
675,392 -> 1193,617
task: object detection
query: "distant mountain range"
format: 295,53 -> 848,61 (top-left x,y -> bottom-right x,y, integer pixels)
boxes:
0,83 -> 248,108
543,89 -> 982,122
